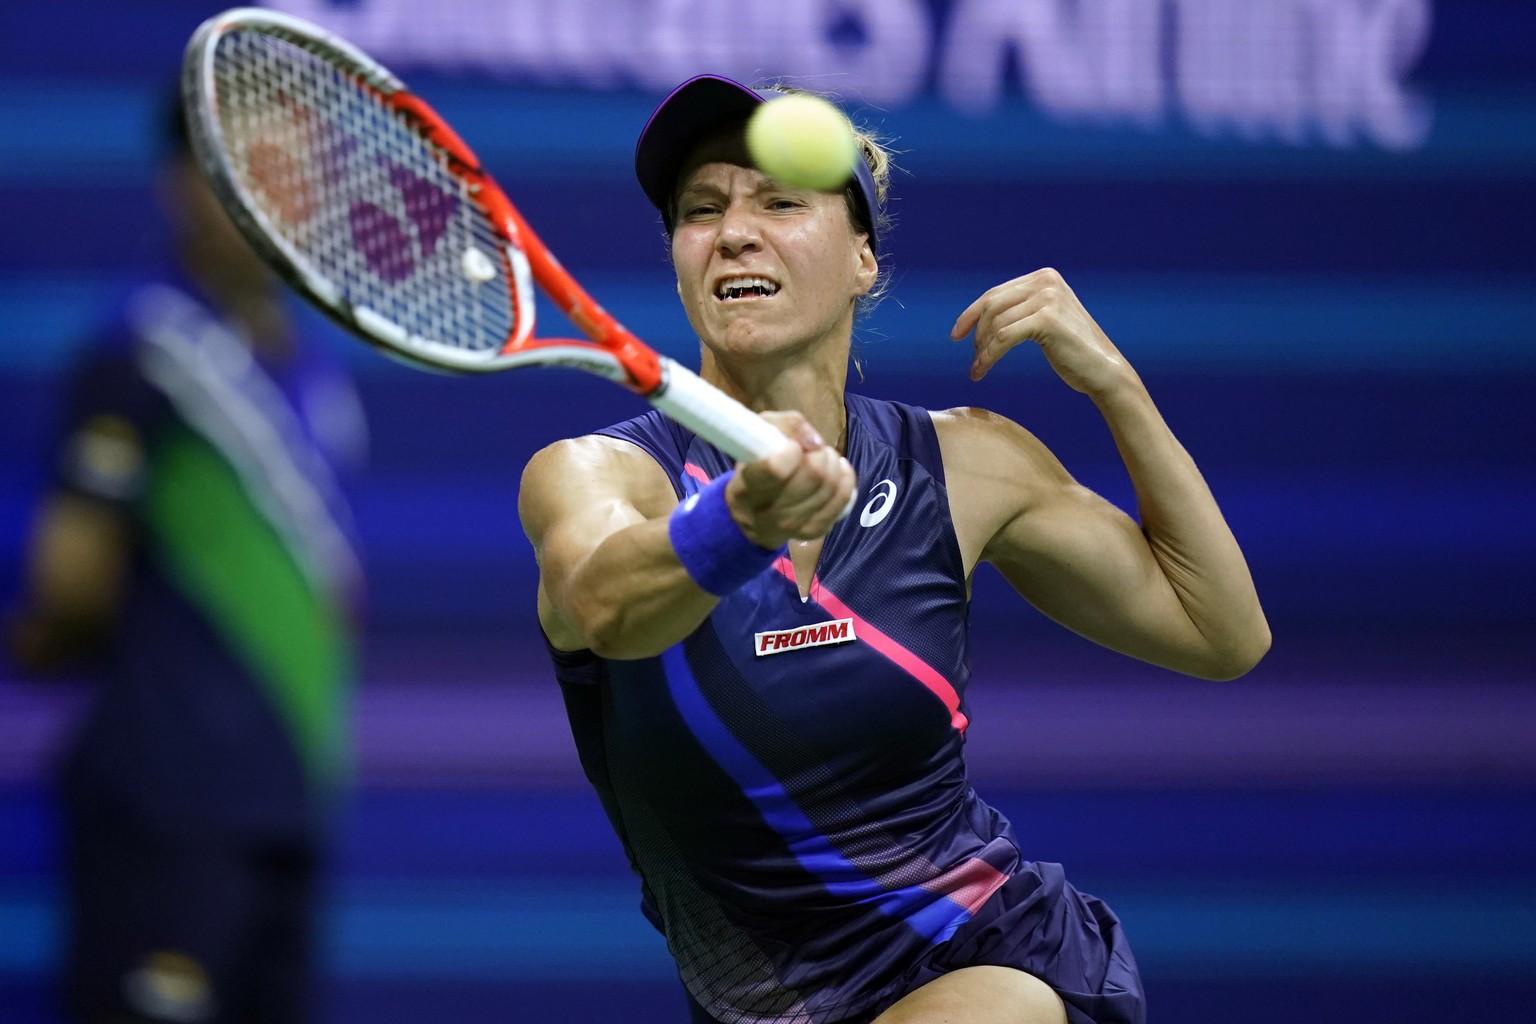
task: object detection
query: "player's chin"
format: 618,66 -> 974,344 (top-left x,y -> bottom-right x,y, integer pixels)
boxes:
707,320 -> 796,359
712,295 -> 784,323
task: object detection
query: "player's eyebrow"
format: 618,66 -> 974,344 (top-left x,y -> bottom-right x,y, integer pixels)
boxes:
677,180 -> 726,202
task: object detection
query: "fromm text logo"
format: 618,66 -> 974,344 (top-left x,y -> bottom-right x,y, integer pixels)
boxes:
754,618 -> 857,657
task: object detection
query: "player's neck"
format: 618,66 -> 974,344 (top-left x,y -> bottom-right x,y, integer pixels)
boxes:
701,351 -> 849,454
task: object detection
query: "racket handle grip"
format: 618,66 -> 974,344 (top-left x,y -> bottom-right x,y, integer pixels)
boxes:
649,359 -> 793,462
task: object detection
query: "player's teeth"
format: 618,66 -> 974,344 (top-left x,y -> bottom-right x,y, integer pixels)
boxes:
718,277 -> 778,299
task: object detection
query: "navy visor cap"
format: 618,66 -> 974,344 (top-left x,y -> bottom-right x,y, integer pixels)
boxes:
634,74 -> 880,254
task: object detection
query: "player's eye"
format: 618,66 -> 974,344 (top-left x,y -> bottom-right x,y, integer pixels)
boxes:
764,192 -> 809,212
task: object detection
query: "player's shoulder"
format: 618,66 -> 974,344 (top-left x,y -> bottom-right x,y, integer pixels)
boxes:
524,430 -> 658,477
530,431 -> 660,470
528,410 -> 680,476
929,405 -> 1034,444
930,405 -> 1061,477
520,429 -> 676,519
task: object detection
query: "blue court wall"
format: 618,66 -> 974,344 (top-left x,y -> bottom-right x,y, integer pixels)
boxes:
1,2 -> 1533,1022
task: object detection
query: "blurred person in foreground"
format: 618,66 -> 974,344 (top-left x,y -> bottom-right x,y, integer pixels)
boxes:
6,96 -> 366,1024
519,76 -> 1270,1024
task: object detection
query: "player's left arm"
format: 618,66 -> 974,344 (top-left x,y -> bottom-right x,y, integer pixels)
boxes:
945,268 -> 1271,680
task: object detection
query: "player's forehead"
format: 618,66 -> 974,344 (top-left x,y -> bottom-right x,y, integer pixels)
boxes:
673,124 -> 757,197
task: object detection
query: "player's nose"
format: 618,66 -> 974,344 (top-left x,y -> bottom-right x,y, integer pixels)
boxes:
715,201 -> 762,257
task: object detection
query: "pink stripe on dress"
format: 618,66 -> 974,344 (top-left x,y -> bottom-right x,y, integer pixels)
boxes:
925,856 -> 1010,915
773,558 -> 969,733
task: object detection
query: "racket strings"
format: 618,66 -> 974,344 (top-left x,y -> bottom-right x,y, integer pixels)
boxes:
210,28 -> 522,354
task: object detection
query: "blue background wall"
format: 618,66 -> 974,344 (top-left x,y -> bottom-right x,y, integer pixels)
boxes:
2,1 -> 1533,1021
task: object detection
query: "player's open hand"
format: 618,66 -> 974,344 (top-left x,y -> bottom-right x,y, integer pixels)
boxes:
950,268 -> 1134,398
728,411 -> 856,547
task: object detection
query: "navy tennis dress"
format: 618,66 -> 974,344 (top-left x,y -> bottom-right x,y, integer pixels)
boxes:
546,393 -> 1144,1024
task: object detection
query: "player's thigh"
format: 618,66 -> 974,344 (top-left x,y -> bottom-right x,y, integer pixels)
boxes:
872,965 -> 1068,1024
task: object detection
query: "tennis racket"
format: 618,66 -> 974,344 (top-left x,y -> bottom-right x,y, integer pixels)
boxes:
180,7 -> 790,462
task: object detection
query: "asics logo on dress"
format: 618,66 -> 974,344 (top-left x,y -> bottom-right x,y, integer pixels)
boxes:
860,479 -> 898,527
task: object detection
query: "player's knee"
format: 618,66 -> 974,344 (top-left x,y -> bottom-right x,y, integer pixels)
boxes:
872,965 -> 1067,1024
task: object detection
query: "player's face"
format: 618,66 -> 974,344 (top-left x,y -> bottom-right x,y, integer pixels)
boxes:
670,131 -> 876,366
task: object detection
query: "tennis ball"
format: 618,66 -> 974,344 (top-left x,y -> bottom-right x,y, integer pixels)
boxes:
746,94 -> 858,192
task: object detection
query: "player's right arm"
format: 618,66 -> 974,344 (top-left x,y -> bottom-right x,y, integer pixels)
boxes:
520,434 -> 710,657
518,412 -> 853,659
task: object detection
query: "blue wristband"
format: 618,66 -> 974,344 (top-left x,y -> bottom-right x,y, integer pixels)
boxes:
669,470 -> 785,596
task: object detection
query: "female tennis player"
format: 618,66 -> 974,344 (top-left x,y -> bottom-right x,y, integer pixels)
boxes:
518,74 -> 1270,1024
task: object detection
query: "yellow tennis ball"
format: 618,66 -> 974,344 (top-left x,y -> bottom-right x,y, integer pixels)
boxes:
746,94 -> 858,192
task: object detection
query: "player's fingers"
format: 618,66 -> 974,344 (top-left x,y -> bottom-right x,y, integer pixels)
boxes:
757,409 -> 825,451
968,299 -> 1016,379
736,446 -> 801,511
736,410 -> 828,507
770,446 -> 844,513
969,306 -> 1029,379
964,281 -> 1021,351
758,445 -> 831,510
799,458 -> 859,536
733,413 -> 854,537
958,273 -> 1042,339
950,307 -> 980,342
776,452 -> 856,538
970,289 -> 1051,380
949,292 -> 991,341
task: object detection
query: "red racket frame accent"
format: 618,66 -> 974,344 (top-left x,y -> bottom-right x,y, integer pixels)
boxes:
184,8 -> 795,464
388,92 -> 664,395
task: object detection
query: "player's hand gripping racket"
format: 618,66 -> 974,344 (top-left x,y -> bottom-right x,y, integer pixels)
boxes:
181,7 -> 791,463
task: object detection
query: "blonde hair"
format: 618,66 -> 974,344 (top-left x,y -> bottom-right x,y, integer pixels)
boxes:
764,85 -> 895,318
849,122 -> 894,317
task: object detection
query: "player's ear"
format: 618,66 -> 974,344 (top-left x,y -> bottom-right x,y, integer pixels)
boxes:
851,235 -> 877,297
